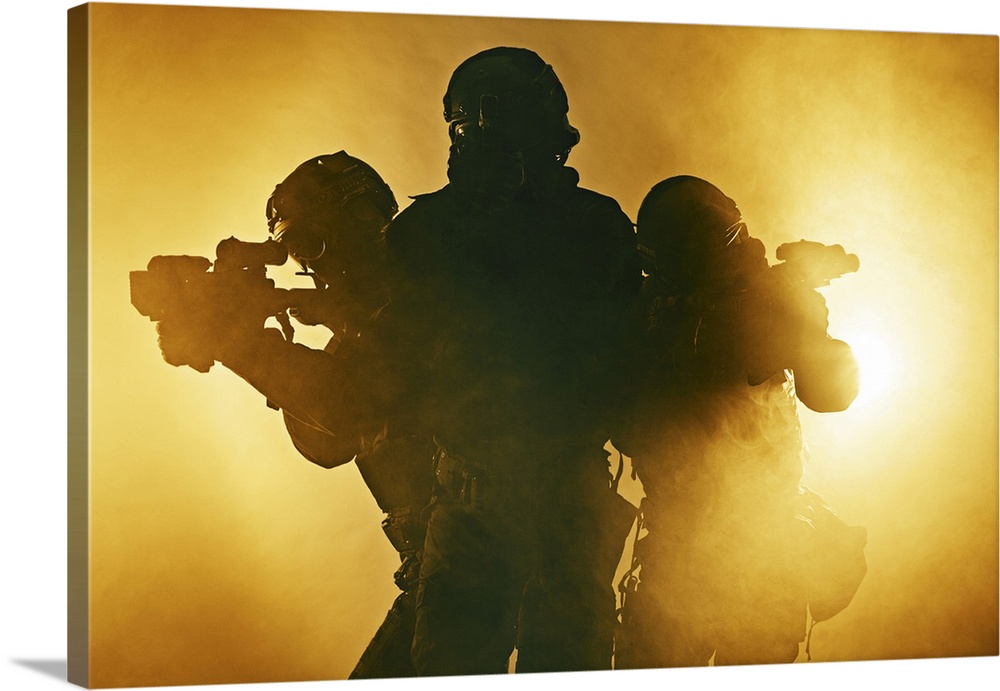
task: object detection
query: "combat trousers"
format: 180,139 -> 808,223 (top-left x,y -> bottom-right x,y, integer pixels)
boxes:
412,499 -> 534,675
349,591 -> 418,679
515,472 -> 636,673
411,445 -> 633,676
617,495 -> 807,669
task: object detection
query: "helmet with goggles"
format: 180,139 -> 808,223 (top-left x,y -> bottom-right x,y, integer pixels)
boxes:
636,176 -> 758,294
443,47 -> 580,165
265,151 -> 398,277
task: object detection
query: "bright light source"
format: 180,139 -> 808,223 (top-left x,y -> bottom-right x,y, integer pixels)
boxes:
845,330 -> 898,406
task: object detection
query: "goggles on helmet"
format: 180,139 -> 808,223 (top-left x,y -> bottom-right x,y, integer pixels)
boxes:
265,154 -> 397,269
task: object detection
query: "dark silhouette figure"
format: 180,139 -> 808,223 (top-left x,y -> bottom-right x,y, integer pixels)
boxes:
148,152 -> 436,678
261,153 -> 439,679
613,176 -> 867,668
377,47 -> 641,676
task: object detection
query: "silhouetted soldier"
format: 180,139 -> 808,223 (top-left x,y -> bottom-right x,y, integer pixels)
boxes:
613,176 -> 867,668
379,47 -> 641,675
153,152 -> 436,678
261,153 -> 441,679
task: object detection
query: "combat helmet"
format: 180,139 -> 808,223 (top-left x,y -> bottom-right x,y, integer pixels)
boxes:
443,47 -> 580,164
265,151 -> 398,277
636,175 -> 753,294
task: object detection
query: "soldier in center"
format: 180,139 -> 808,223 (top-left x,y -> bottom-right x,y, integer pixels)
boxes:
377,47 -> 642,675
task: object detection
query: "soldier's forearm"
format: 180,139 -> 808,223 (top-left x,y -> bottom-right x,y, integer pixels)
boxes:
283,410 -> 360,469
792,337 -> 860,413
218,328 -> 357,437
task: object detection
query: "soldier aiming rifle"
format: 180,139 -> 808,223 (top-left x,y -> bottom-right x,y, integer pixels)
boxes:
131,151 -> 437,679
614,175 -> 867,669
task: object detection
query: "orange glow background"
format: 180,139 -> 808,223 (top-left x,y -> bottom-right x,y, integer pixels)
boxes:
86,3 -> 998,686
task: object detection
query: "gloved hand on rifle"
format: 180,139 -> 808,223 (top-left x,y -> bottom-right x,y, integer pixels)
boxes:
154,312 -> 280,374
739,281 -> 832,385
152,280 -> 283,373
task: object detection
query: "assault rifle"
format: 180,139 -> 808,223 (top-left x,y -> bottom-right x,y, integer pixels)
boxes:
767,239 -> 859,290
647,239 -> 860,386
647,240 -> 859,322
130,237 -> 332,372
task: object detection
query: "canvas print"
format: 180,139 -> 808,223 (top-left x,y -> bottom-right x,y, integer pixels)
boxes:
68,2 -> 999,688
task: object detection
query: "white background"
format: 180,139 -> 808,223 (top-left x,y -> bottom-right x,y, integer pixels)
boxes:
2,1 -> 997,690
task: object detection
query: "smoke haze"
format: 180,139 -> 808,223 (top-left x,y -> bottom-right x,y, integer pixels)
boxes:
84,4 -> 997,686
